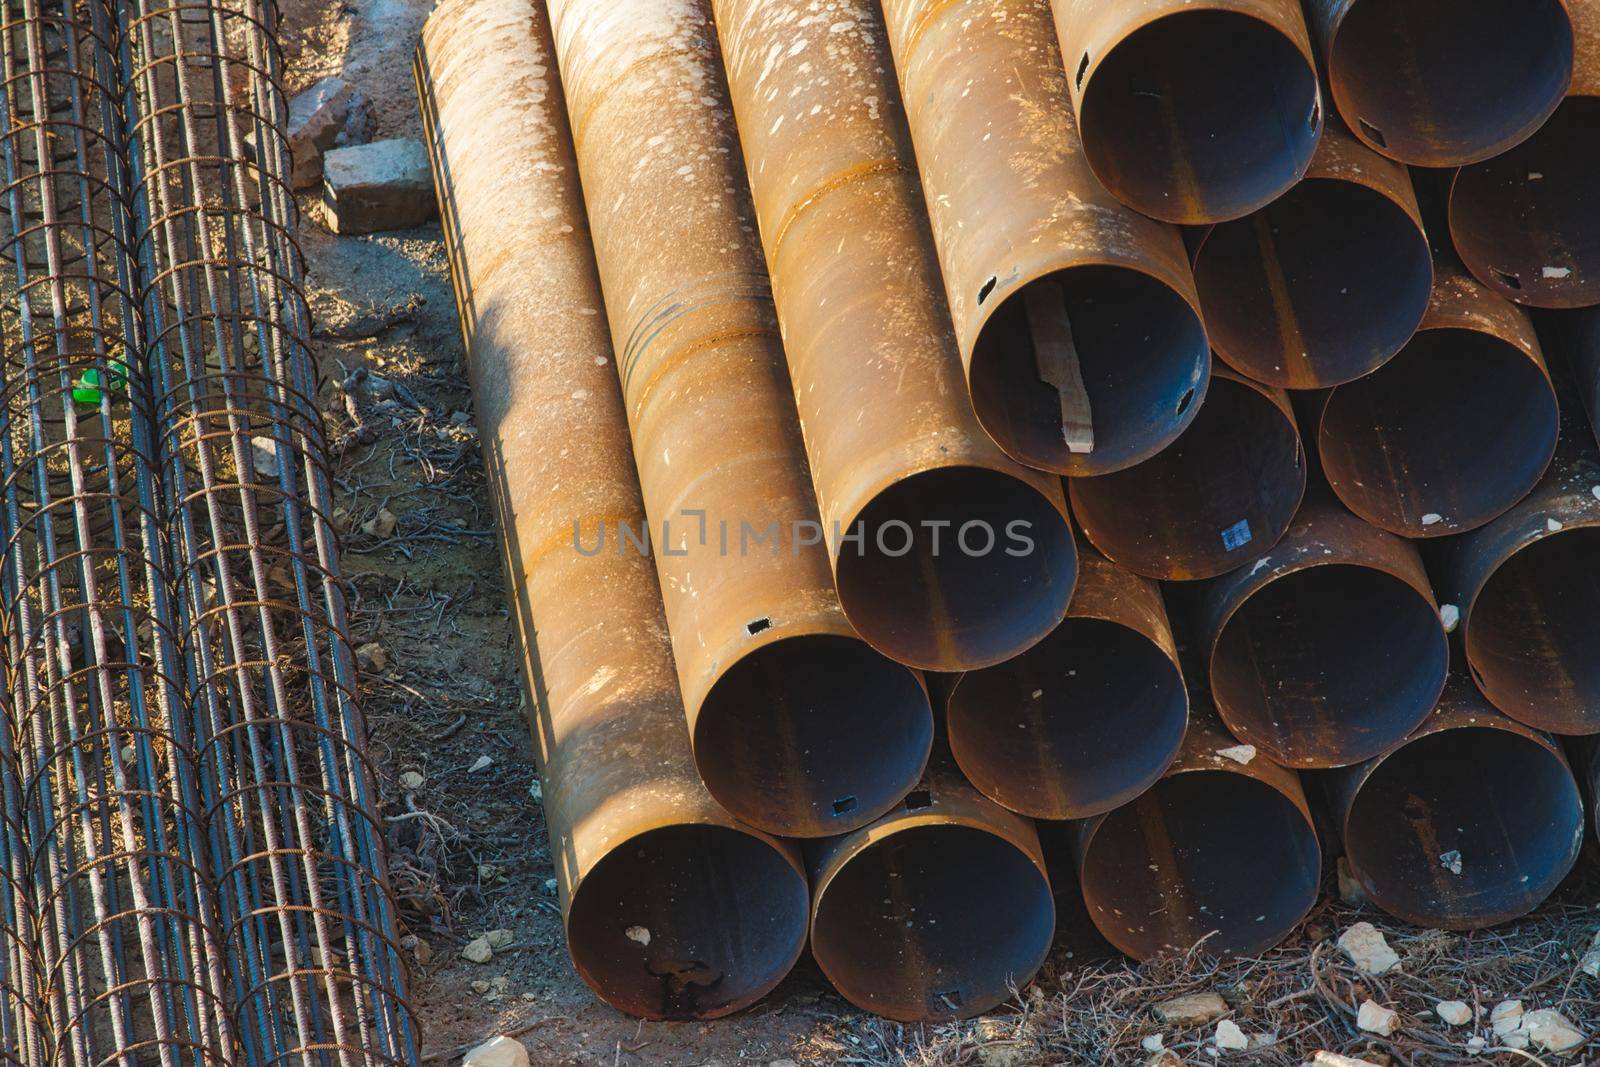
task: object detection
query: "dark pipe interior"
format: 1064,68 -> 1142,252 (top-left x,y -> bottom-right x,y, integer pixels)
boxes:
1329,0 -> 1573,165
969,266 -> 1207,475
1211,564 -> 1446,767
1078,770 -> 1320,959
567,824 -> 808,1019
835,466 -> 1076,671
696,635 -> 931,837
1319,328 -> 1558,536
1194,178 -> 1431,388
1345,727 -> 1581,929
1076,10 -> 1320,222
1451,96 -> 1600,308
946,617 -> 1187,818
811,823 -> 1054,1020
1068,375 -> 1303,580
1468,527 -> 1600,733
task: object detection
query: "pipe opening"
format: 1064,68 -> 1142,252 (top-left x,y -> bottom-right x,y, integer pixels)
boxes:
1193,178 -> 1431,388
969,267 -> 1207,475
811,824 -> 1054,1020
695,634 -> 931,836
566,824 -> 808,1019
947,617 -> 1187,819
1079,770 -> 1319,959
1068,374 -> 1302,580
1076,10 -> 1319,222
1345,727 -> 1581,928
1328,0 -> 1573,165
1468,527 -> 1600,733
834,466 -> 1076,670
1452,97 -> 1600,308
1211,563 -> 1446,767
1319,328 -> 1558,536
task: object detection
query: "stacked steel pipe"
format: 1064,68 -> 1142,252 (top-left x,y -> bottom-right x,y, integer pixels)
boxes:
421,0 -> 1600,1027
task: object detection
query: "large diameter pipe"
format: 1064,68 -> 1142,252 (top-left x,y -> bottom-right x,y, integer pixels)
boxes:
1052,0 -> 1322,224
946,548 -> 1187,819
1068,366 -> 1305,581
1191,125 -> 1432,388
807,756 -> 1054,1021
880,0 -> 1210,477
416,0 -> 808,1019
1449,3 -> 1600,308
1199,497 -> 1448,768
1305,0 -> 1574,167
547,0 -> 931,837
1326,675 -> 1583,931
1316,260 -> 1559,538
709,0 -> 1076,671
1067,714 -> 1321,960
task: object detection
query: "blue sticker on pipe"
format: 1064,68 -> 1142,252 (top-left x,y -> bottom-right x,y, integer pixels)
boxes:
1221,519 -> 1252,551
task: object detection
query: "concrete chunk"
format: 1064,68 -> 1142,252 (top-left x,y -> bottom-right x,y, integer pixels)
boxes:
286,76 -> 349,189
1356,999 -> 1400,1036
1523,1008 -> 1585,1053
463,1036 -> 529,1067
1153,992 -> 1229,1027
1338,922 -> 1400,975
322,139 -> 436,235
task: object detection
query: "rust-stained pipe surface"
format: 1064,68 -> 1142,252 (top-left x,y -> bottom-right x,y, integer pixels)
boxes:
1327,676 -> 1583,931
946,549 -> 1187,819
1068,366 -> 1305,581
1191,125 -> 1431,388
710,0 -> 1076,671
808,756 -> 1054,1020
1054,0 -> 1322,224
1199,497 -> 1448,768
881,0 -> 1210,477
547,0 -> 932,837
1306,0 -> 1574,166
1450,3 -> 1600,307
416,0 -> 809,1018
1316,261 -> 1559,538
1069,715 -> 1320,960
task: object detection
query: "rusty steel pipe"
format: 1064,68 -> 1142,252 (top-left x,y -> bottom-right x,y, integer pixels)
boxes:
1067,714 -> 1320,960
1450,2 -> 1600,308
1068,366 -> 1305,581
1326,675 -> 1583,931
1199,497 -> 1448,768
417,0 -> 808,1019
1053,0 -> 1322,224
709,0 -> 1077,671
945,548 -> 1187,819
1316,260 -> 1559,538
1305,0 -> 1574,167
1191,125 -> 1432,388
880,0 -> 1210,477
547,0 -> 931,837
807,755 -> 1054,1021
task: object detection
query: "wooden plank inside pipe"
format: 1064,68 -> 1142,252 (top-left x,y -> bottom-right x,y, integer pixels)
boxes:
1024,280 -> 1094,453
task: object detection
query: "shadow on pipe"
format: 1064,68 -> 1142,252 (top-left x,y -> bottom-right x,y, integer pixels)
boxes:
808,758 -> 1054,1021
1316,263 -> 1558,537
1192,124 -> 1431,388
418,0 -> 808,1019
1068,716 -> 1321,960
1199,497 -> 1447,768
1306,0 -> 1574,166
1069,366 -> 1304,580
1326,675 -> 1583,931
945,549 -> 1187,819
881,0 -> 1211,477
1055,0 -> 1322,223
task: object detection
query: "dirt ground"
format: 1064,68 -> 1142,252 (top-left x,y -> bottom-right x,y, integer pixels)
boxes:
273,0 -> 1600,1063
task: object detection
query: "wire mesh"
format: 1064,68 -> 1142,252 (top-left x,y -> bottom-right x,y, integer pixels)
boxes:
116,0 -> 418,1060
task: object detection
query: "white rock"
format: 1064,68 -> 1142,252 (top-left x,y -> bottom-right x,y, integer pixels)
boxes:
283,77 -> 351,190
1435,1000 -> 1471,1026
469,755 -> 493,773
1579,929 -> 1600,977
322,139 -> 436,235
362,508 -> 397,538
1523,1008 -> 1585,1053
625,925 -> 651,946
1503,1030 -> 1531,1051
397,770 -> 423,791
251,436 -> 280,478
1310,1053 -> 1382,1067
1336,858 -> 1368,906
1544,266 -> 1573,280
529,778 -> 543,803
484,928 -> 514,950
1490,1000 -> 1523,1036
1466,1036 -> 1485,1051
1439,850 -> 1462,876
1141,1034 -> 1164,1053
461,936 -> 492,964
1214,1019 -> 1248,1051
462,1035 -> 529,1067
1356,999 -> 1400,1036
1216,744 -> 1255,764
1338,922 -> 1400,975
1548,518 -> 1565,532
1421,513 -> 1442,526
1154,992 -> 1229,1026
1439,604 -> 1460,632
